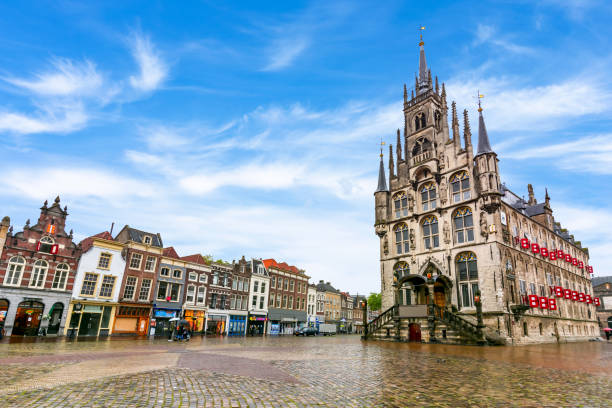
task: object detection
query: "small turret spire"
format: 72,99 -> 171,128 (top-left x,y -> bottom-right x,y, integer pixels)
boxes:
396,129 -> 402,161
463,109 -> 472,147
544,188 -> 551,209
475,99 -> 494,156
403,84 -> 408,104
451,101 -> 460,146
54,195 -> 60,204
388,144 -> 395,179
435,76 -> 439,94
376,145 -> 388,193
527,184 -> 537,206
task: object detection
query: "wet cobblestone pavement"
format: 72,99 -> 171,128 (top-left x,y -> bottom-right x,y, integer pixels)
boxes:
0,336 -> 611,407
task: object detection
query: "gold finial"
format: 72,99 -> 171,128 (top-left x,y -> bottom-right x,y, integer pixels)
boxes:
418,25 -> 425,46
380,138 -> 385,158
477,91 -> 484,112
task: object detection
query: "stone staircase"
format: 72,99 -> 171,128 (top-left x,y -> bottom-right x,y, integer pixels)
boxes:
364,304 -> 505,346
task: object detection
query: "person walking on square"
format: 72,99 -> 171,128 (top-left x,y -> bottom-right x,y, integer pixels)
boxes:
606,330 -> 611,341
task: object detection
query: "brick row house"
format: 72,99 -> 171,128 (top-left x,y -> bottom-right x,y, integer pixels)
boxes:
0,198 -> 387,338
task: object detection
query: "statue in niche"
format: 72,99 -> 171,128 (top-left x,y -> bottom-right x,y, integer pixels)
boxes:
443,220 -> 450,244
409,228 -> 416,250
408,193 -> 415,212
439,177 -> 448,205
437,151 -> 445,170
383,236 -> 389,255
480,212 -> 489,239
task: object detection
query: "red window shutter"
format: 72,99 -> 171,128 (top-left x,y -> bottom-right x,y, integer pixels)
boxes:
557,249 -> 564,258
571,258 -> 578,266
539,297 -> 548,309
587,266 -> 593,273
594,298 -> 601,306
554,286 -> 563,297
540,247 -> 548,257
578,261 -> 584,269
531,243 -> 540,254
51,244 -> 58,254
586,295 -> 593,304
528,295 -> 539,308
564,289 -> 572,299
549,251 -> 557,261
578,293 -> 586,302
36,242 -> 41,251
571,291 -> 578,301
521,238 -> 530,249
549,298 -> 557,310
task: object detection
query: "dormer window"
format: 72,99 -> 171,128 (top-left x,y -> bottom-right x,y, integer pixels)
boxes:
143,235 -> 152,245
37,236 -> 57,254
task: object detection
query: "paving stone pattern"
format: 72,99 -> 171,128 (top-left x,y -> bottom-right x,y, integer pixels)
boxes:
1,336 -> 611,407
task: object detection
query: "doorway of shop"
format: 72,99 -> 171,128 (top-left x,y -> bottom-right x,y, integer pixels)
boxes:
46,302 -> 64,335
78,313 -> 101,336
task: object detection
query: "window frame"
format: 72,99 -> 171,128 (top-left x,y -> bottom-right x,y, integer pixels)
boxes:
51,263 -> 70,290
4,256 -> 26,286
420,182 -> 437,211
186,284 -> 196,304
188,272 -> 197,282
144,256 -> 157,272
160,267 -> 170,277
393,191 -> 408,219
129,253 -> 143,270
450,171 -> 471,203
422,215 -> 440,249
98,275 -> 116,298
80,272 -> 100,297
138,278 -> 152,301
97,252 -> 113,270
456,252 -> 478,309
196,286 -> 205,304
393,222 -> 409,255
123,276 -> 138,300
453,207 -> 474,244
29,259 -> 49,288
172,269 -> 182,279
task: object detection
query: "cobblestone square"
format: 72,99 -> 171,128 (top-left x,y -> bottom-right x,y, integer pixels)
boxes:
0,335 -> 611,407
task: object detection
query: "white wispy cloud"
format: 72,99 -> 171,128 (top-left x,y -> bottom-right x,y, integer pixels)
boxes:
0,167 -> 156,200
474,24 -> 534,55
3,58 -> 104,97
262,37 -> 310,71
0,102 -> 88,134
129,32 -> 168,91
504,134 -> 612,174
446,75 -> 612,132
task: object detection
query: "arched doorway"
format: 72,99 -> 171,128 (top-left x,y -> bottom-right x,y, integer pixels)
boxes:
433,281 -> 446,308
46,302 -> 64,335
0,299 -> 9,335
408,323 -> 421,342
13,301 -> 44,336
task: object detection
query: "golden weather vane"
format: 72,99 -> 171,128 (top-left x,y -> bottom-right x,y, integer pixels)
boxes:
380,138 -> 385,158
477,90 -> 485,112
418,25 -> 425,45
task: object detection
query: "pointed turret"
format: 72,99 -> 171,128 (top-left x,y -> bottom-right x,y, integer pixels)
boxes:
435,76 -> 439,94
418,35 -> 428,94
527,184 -> 537,206
396,129 -> 402,161
475,101 -> 493,157
403,84 -> 408,104
463,109 -> 472,151
545,188 -> 551,209
388,144 -> 395,179
452,101 -> 460,149
376,150 -> 388,193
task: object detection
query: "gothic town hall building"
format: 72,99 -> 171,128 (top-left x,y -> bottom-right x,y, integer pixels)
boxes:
369,38 -> 598,345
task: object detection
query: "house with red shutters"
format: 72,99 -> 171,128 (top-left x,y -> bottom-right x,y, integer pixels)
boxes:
0,197 -> 80,336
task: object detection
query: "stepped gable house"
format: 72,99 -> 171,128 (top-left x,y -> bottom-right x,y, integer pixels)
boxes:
372,35 -> 597,344
0,197 -> 79,336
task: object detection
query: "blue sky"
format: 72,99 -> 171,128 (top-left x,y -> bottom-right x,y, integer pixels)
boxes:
0,1 -> 611,294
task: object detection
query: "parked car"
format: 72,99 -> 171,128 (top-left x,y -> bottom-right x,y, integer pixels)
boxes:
294,327 -> 317,336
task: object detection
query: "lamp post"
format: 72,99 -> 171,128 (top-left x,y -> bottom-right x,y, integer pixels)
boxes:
361,299 -> 368,339
426,272 -> 436,343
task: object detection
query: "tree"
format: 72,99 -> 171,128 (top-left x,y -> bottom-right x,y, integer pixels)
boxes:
202,254 -> 213,264
367,292 -> 382,311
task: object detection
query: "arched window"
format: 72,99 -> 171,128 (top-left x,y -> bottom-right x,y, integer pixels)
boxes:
456,252 -> 478,309
453,207 -> 474,243
52,263 -> 70,290
393,223 -> 409,255
38,236 -> 55,254
412,137 -> 431,156
450,171 -> 470,203
393,191 -> 408,218
422,216 -> 439,249
420,182 -> 437,211
30,259 -> 48,288
414,113 -> 426,131
5,256 -> 25,286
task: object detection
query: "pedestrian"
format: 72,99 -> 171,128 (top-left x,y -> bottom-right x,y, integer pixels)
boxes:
606,330 -> 610,341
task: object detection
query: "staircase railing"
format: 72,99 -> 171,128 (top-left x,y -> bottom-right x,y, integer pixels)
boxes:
432,304 -> 483,343
364,305 -> 398,338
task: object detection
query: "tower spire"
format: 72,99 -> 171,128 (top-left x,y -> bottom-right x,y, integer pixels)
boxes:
396,129 -> 402,162
475,97 -> 493,156
388,144 -> 395,179
376,144 -> 388,192
451,101 -> 460,148
463,109 -> 472,147
403,84 -> 408,104
418,29 -> 428,92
